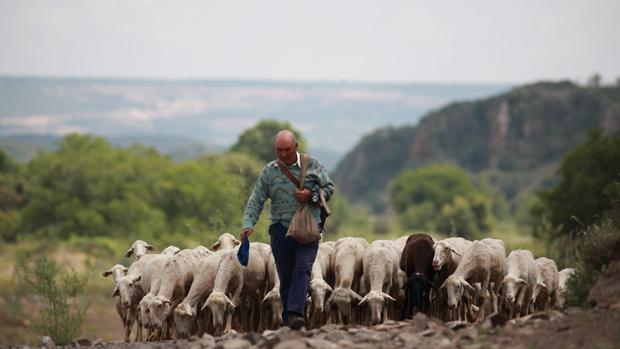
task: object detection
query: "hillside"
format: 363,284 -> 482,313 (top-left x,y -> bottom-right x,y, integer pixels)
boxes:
333,81 -> 620,207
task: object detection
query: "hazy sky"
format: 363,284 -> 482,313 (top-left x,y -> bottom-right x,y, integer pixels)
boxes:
1,0 -> 618,84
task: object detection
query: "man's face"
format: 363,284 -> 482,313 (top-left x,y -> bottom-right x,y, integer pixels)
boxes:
275,137 -> 298,165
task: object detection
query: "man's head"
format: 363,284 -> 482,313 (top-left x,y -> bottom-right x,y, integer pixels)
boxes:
274,130 -> 298,165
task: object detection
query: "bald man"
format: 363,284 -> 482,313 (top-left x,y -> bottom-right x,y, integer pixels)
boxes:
240,130 -> 335,330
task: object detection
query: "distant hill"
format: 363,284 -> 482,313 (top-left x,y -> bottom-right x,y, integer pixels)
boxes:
0,76 -> 509,165
332,81 -> 620,208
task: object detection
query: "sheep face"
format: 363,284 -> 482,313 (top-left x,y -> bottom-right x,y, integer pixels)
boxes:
432,243 -> 449,271
503,276 -> 526,304
309,279 -> 332,314
403,273 -> 433,317
125,240 -> 155,259
443,276 -> 472,309
116,275 -> 141,309
359,290 -> 394,325
174,303 -> 196,338
148,296 -> 172,330
204,292 -> 235,336
211,233 -> 241,251
262,290 -> 283,329
102,264 -> 127,281
139,295 -> 153,330
328,288 -> 361,324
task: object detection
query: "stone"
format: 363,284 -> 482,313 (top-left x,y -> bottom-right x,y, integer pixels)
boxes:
411,313 -> 429,332
306,338 -> 340,349
319,324 -> 344,332
41,336 -> 55,349
420,329 -> 435,337
274,339 -> 308,349
563,306 -> 582,315
447,321 -> 468,331
214,338 -> 251,349
458,327 -> 478,341
202,333 -> 216,347
396,332 -> 421,347
336,339 -> 354,347
324,330 -> 348,342
482,312 -> 509,329
243,332 -> 264,345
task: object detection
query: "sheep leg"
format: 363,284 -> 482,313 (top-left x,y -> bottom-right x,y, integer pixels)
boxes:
124,307 -> 136,343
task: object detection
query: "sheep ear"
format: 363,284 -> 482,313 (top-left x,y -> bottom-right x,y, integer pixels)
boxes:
517,278 -> 528,286
201,302 -> 209,312
132,275 -> 141,283
358,294 -> 369,306
233,238 -> 241,246
146,244 -> 155,251
224,296 -> 237,309
462,280 -> 476,294
124,248 -> 134,257
123,267 -> 129,273
449,247 -> 462,257
102,270 -> 112,277
439,280 -> 447,290
261,293 -> 270,305
382,292 -> 396,303
112,287 -> 119,297
211,241 -> 221,251
325,293 -> 334,309
163,299 -> 171,306
326,284 -> 333,294
538,282 -> 549,292
350,290 -> 363,303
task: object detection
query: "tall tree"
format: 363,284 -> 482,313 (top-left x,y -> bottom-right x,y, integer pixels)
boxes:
230,119 -> 307,163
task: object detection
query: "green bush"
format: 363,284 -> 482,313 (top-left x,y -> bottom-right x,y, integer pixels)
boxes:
18,257 -> 89,345
565,212 -> 620,307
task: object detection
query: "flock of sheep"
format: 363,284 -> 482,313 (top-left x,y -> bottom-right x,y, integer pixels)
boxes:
103,233 -> 575,342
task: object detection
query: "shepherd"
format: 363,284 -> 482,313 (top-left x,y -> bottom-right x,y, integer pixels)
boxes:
240,130 -> 335,330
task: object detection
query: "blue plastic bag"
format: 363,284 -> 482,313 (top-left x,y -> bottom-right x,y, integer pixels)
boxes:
237,235 -> 249,267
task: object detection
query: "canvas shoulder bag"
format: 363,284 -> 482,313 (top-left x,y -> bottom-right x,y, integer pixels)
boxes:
277,154 -> 321,245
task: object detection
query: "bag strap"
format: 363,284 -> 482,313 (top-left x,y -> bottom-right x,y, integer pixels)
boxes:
277,154 -> 307,189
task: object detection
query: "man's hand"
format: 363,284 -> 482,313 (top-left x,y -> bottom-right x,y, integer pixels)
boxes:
240,228 -> 253,240
295,188 -> 312,203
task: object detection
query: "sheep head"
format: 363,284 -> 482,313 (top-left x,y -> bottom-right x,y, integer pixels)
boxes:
359,290 -> 396,325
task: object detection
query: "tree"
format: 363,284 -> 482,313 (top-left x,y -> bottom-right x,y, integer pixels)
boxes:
390,164 -> 494,238
533,129 -> 620,238
230,119 -> 308,163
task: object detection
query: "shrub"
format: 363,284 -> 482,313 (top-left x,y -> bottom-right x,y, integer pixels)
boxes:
18,257 -> 89,345
565,212 -> 620,307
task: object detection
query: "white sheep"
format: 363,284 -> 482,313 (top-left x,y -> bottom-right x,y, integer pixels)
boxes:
532,257 -> 559,311
501,249 -> 537,318
211,233 -> 241,251
556,267 -> 576,309
440,240 -> 503,323
326,237 -> 369,324
148,246 -> 211,340
308,242 -> 335,329
359,240 -> 399,325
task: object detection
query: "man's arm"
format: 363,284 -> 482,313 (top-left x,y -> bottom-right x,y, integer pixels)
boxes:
313,158 -> 335,201
241,167 -> 269,237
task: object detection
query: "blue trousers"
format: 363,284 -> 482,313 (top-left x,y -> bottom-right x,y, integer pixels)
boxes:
269,222 -> 319,323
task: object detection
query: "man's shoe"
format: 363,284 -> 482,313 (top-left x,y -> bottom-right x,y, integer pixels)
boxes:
287,314 -> 305,330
